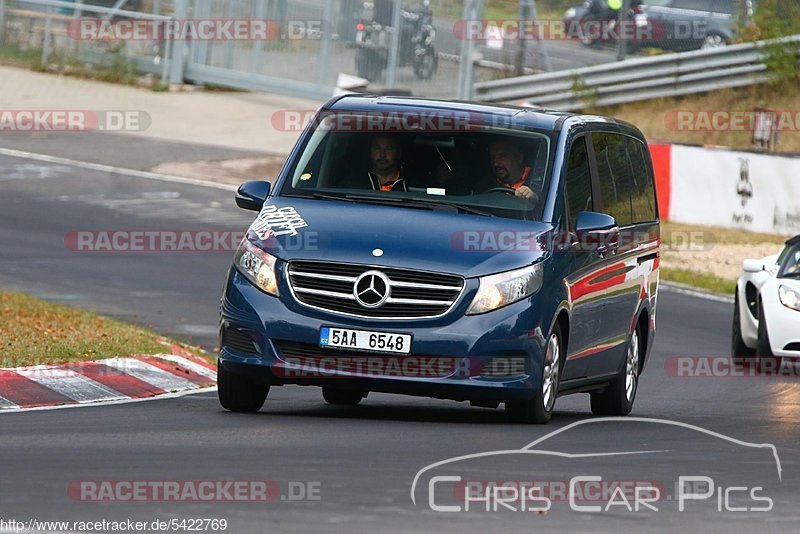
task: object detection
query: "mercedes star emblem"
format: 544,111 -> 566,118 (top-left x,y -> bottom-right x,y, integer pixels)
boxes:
353,270 -> 390,308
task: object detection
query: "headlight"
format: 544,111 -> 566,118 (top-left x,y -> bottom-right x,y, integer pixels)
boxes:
466,263 -> 543,315
779,285 -> 800,311
565,7 -> 576,18
234,239 -> 279,296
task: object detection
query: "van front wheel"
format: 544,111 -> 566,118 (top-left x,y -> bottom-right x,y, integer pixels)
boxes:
217,362 -> 269,413
506,322 -> 562,424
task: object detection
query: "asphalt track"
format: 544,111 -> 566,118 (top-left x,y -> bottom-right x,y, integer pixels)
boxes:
2,146 -> 800,533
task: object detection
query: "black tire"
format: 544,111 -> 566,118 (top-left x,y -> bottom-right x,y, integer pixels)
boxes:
756,301 -> 774,358
578,19 -> 597,47
217,361 -> 269,413
322,387 -> 364,406
591,321 -> 642,416
625,40 -> 640,54
412,48 -> 437,80
506,321 -> 563,424
732,291 -> 755,361
355,48 -> 382,81
355,48 -> 370,79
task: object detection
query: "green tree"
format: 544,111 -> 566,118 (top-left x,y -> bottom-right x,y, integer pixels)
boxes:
738,0 -> 800,82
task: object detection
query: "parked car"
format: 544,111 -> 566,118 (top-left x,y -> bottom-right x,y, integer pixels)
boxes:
564,0 -> 753,50
217,95 -> 661,423
639,0 -> 754,50
733,235 -> 800,359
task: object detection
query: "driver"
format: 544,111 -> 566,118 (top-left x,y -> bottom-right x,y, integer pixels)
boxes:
483,138 -> 538,201
367,133 -> 407,192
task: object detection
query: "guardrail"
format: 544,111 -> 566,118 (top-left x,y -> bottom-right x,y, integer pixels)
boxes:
474,35 -> 800,110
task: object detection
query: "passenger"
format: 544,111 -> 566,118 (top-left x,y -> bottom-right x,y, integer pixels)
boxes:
483,138 -> 538,201
367,133 -> 407,192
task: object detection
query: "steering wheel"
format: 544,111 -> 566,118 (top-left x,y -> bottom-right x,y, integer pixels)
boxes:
484,186 -> 516,195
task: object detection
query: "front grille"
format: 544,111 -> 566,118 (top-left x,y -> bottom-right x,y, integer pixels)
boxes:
783,342 -> 800,352
287,260 -> 464,319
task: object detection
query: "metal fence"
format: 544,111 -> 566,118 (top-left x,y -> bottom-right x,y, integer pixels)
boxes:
0,0 -> 768,102
474,33 -> 800,110
0,0 -> 491,100
0,0 -> 173,82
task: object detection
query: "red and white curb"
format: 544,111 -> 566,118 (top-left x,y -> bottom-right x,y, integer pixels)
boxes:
0,353 -> 217,412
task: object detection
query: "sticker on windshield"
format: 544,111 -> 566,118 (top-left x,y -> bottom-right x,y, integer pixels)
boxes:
250,205 -> 308,240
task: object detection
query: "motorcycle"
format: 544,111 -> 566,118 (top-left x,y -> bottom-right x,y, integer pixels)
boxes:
351,0 -> 438,81
567,0 -> 646,48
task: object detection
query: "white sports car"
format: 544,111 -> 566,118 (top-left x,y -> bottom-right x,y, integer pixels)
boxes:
733,235 -> 800,359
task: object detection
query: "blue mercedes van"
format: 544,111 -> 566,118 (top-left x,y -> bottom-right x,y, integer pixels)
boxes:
218,95 -> 660,423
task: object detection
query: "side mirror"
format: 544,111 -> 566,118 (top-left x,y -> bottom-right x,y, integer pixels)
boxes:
575,211 -> 619,255
235,181 -> 270,211
742,259 -> 764,273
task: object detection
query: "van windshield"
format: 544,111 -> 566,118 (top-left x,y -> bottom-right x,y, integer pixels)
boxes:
279,111 -> 553,221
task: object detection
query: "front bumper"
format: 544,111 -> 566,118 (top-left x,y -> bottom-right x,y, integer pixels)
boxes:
763,298 -> 800,358
219,267 -> 553,403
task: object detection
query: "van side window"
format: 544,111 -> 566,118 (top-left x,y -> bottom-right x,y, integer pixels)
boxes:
628,139 -> 658,223
565,137 -> 593,231
592,132 -> 633,227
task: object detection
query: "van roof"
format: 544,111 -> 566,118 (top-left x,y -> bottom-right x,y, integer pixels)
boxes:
325,94 -> 645,139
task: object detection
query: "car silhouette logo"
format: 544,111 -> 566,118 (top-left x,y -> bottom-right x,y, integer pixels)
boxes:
353,270 -> 390,308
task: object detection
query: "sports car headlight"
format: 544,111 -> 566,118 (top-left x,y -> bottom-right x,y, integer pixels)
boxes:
779,285 -> 800,311
466,263 -> 543,315
234,240 -> 279,296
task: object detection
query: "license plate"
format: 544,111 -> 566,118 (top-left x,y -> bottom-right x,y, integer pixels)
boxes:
320,327 -> 411,354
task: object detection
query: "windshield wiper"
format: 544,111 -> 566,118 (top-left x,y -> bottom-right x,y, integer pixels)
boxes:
345,194 -> 494,217
407,198 -> 494,217
284,191 -> 355,202
288,191 -> 493,216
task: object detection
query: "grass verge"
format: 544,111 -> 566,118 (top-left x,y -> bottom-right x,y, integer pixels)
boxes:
661,221 -> 788,247
0,291 -> 201,368
0,44 -> 157,89
660,268 -> 737,296
659,221 -> 789,296
593,81 -> 800,154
